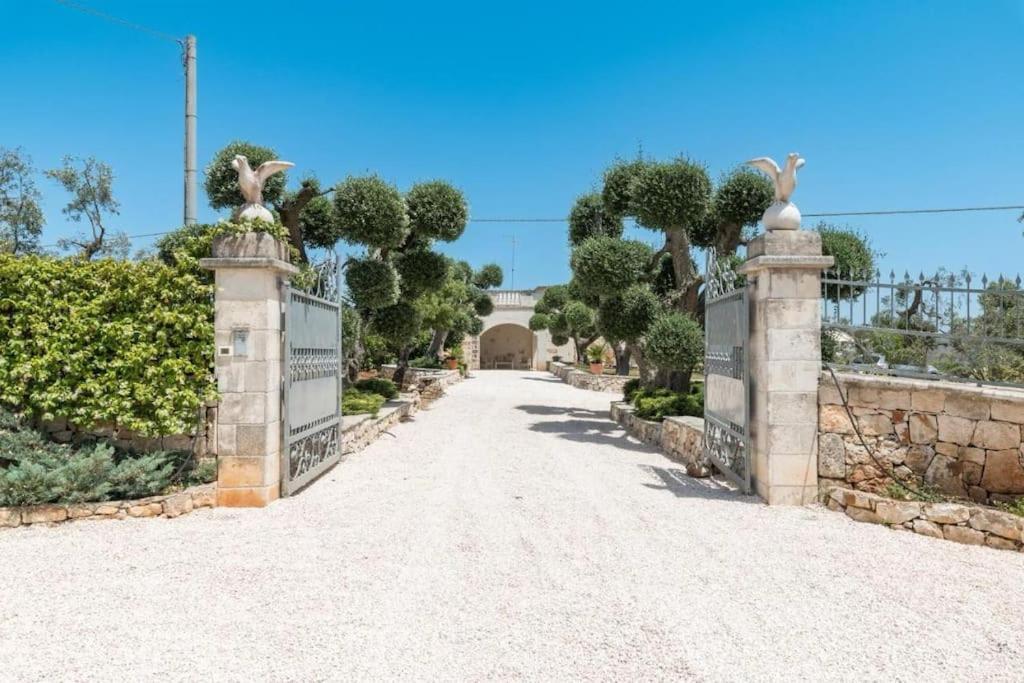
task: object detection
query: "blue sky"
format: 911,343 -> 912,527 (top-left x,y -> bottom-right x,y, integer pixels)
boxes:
3,0 -> 1022,287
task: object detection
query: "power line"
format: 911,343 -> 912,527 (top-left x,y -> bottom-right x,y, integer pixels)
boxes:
52,0 -> 181,44
37,203 -> 1024,249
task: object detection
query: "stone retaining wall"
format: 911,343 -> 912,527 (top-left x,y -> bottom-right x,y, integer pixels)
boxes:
610,401 -> 711,477
550,362 -> 633,394
35,404 -> 217,456
819,372 -> 1024,506
825,486 -> 1023,552
342,395 -> 419,455
379,366 -> 462,389
0,483 -> 216,530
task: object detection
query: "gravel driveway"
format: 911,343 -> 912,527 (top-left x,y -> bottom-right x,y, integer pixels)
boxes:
1,370 -> 1022,681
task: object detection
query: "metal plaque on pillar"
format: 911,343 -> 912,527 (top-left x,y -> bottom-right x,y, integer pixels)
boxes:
281,253 -> 342,496
703,248 -> 751,493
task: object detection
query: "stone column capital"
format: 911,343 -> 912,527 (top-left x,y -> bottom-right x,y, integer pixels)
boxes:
738,254 -> 834,276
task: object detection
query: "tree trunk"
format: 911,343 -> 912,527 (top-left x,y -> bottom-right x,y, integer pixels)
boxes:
630,343 -> 656,388
391,346 -> 412,388
613,343 -> 631,376
665,229 -> 700,314
274,182 -> 321,264
427,329 -> 449,358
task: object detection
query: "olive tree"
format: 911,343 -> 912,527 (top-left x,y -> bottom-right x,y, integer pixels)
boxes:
528,284 -> 601,364
336,177 -> 469,385
0,147 -> 44,255
46,156 -> 128,259
567,155 -> 772,390
418,258 -> 503,358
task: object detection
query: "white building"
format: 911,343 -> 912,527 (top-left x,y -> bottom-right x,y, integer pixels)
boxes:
463,288 -> 577,370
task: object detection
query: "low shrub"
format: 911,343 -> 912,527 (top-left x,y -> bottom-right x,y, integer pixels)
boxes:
623,378 -> 641,403
353,378 -> 398,400
997,497 -> 1024,517
342,389 -> 386,416
409,355 -> 442,369
0,423 -> 194,507
632,386 -> 703,422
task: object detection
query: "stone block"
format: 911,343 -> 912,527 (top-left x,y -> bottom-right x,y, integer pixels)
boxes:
767,329 -> 819,361
22,505 -> 68,524
219,392 -> 268,426
980,449 -> 1024,494
878,389 -> 911,410
904,445 -> 935,475
218,456 -> 275,488
818,433 -> 846,478
924,454 -> 966,497
764,299 -> 821,330
0,508 -> 21,527
858,413 -> 895,437
767,361 -> 820,392
875,500 -> 922,524
820,404 -> 854,434
66,504 -> 96,519
991,399 -> 1024,425
935,441 -> 958,457
908,413 -> 938,444
846,506 -> 883,524
834,487 -> 879,510
216,484 -> 279,508
967,486 -> 989,504
850,384 -> 880,408
767,424 -> 816,455
191,484 -> 217,508
937,415 -> 975,446
961,461 -> 983,486
944,394 -> 990,420
127,503 -> 163,518
911,389 -> 945,413
923,502 -> 970,525
162,492 -> 195,519
818,380 -> 842,406
235,424 -> 270,457
968,509 -> 1022,541
768,392 -> 817,425
985,535 -> 1018,551
958,446 -> 985,465
942,524 -> 985,546
971,421 -> 1020,451
912,519 -> 943,539
768,271 -> 822,299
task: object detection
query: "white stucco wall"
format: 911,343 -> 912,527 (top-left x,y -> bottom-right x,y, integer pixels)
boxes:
466,288 -> 577,370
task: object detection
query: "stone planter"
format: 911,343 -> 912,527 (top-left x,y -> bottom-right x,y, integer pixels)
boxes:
211,231 -> 290,261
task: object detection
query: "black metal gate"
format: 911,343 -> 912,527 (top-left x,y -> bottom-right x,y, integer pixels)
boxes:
280,254 -> 342,496
703,249 -> 751,493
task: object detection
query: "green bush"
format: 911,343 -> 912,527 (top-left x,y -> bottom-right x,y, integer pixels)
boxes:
622,378 -> 641,403
342,389 -> 386,416
353,378 -> 398,400
645,312 -> 704,374
408,355 -> 442,369
632,387 -> 703,422
0,254 -> 216,436
0,423 -> 188,506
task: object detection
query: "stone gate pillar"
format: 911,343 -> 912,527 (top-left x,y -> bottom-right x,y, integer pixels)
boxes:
738,231 -> 833,504
201,233 -> 297,507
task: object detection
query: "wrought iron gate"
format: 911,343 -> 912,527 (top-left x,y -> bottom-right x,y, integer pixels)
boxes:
281,254 -> 342,496
703,249 -> 751,493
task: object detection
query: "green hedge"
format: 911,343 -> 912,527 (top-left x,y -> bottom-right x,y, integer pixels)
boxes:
0,255 -> 215,436
632,386 -> 704,422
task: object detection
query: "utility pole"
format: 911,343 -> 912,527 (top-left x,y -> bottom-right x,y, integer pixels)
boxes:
182,35 -> 197,226
505,233 -> 517,290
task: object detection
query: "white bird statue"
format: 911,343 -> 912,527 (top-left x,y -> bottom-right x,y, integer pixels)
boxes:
745,152 -> 806,231
231,154 -> 294,223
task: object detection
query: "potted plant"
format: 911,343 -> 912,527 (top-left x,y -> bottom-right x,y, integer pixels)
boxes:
446,345 -> 463,371
586,344 -> 605,374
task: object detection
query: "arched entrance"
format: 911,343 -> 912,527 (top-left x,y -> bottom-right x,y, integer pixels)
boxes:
479,323 -> 534,369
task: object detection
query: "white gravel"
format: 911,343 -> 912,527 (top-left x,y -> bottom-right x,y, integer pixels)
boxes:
1,370 -> 1023,682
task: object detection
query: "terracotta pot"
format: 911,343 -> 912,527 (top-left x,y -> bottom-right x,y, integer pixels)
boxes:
446,358 -> 459,370
589,362 -> 604,375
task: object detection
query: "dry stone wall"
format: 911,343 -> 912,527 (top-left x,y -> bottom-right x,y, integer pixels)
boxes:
610,401 -> 711,477
550,362 -> 633,393
818,372 -> 1024,506
0,484 -> 216,530
825,486 -> 1023,552
36,404 -> 217,457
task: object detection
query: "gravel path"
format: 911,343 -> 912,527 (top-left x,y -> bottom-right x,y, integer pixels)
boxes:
1,370 -> 1023,681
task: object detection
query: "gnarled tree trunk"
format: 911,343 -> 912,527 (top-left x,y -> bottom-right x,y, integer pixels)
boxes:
613,342 -> 631,376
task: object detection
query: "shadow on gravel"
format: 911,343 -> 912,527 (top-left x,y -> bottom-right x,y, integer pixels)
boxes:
518,376 -> 565,383
640,465 -> 753,503
525,417 -> 655,453
515,404 -> 608,418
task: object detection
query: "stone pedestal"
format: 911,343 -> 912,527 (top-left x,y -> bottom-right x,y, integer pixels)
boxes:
738,231 -> 833,505
201,233 -> 297,507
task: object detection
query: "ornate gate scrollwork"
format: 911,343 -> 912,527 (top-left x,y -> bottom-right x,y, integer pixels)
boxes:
281,253 -> 342,495
703,249 -> 751,493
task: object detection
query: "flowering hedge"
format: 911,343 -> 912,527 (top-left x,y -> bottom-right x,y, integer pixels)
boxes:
0,255 -> 215,436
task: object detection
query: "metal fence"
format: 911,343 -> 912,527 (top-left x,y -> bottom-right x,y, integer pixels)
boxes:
821,268 -> 1024,388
